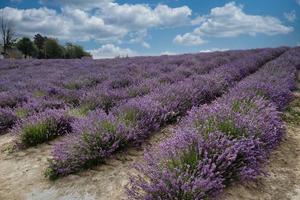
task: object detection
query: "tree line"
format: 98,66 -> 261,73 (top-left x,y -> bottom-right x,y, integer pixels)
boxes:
1,12 -> 91,59
16,34 -> 91,59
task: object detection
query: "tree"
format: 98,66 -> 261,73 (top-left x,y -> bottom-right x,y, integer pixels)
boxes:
16,37 -> 38,58
34,33 -> 47,58
1,10 -> 17,56
44,38 -> 64,59
65,43 -> 91,59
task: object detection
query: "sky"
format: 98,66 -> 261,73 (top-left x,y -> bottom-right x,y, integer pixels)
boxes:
1,0 -> 300,58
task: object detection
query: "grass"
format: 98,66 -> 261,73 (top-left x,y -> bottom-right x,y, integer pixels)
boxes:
20,120 -> 55,147
195,117 -> 247,138
283,97 -> 300,125
15,108 -> 30,118
167,144 -> 199,172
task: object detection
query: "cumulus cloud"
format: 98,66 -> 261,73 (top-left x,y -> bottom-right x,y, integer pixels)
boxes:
174,2 -> 293,46
284,10 -> 296,22
199,48 -> 229,53
128,30 -> 150,48
161,51 -> 178,55
100,3 -> 191,30
173,33 -> 205,46
2,1 -> 192,47
39,0 -> 112,10
89,44 -> 137,59
1,7 -> 126,42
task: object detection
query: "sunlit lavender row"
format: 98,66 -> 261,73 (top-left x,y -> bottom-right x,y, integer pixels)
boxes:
1,50 -> 258,144
127,47 -> 300,199
0,47 -> 293,184
44,48 -> 285,178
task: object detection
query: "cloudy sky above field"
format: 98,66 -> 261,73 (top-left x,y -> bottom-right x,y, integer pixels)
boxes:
1,0 -> 300,58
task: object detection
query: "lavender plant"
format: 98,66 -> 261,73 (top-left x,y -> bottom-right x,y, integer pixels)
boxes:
46,48 -> 284,178
127,47 -> 300,199
13,109 -> 73,148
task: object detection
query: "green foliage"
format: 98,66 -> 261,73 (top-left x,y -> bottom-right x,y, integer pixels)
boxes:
64,81 -> 82,90
283,97 -> 300,125
232,99 -> 257,113
34,33 -> 47,58
18,34 -> 91,59
20,120 -> 55,147
68,107 -> 89,117
44,167 -> 58,180
119,108 -> 138,127
15,108 -> 29,118
195,117 -> 247,138
101,120 -> 117,134
33,90 -> 46,97
167,145 -> 199,172
16,37 -> 38,58
44,38 -> 65,59
65,43 -> 91,59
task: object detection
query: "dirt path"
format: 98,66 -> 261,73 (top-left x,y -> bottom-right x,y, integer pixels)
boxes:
0,73 -> 299,200
0,125 -> 173,200
223,72 -> 300,200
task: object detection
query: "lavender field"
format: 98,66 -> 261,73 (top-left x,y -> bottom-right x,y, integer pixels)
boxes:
0,47 -> 300,200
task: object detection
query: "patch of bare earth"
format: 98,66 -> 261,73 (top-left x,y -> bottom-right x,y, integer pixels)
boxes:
0,125 -> 173,200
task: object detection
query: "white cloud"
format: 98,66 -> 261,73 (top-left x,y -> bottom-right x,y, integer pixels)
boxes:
2,1 -> 192,47
1,7 -> 126,42
89,44 -> 137,59
39,0 -> 112,10
161,51 -> 178,55
199,48 -> 229,53
191,16 -> 206,25
174,2 -> 293,46
173,33 -> 205,46
100,3 -> 191,30
297,0 -> 300,6
128,30 -> 150,48
284,10 -> 296,22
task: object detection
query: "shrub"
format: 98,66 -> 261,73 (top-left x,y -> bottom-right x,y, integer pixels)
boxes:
0,108 -> 17,134
13,109 -> 72,148
46,110 -> 127,179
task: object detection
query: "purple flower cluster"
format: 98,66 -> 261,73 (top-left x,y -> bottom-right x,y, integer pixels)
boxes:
46,48 -> 285,178
0,108 -> 17,134
127,47 -> 300,199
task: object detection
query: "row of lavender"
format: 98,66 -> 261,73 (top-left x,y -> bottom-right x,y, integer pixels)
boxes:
1,50 -> 248,136
127,47 -> 300,199
0,50 -> 250,149
45,48 -> 285,179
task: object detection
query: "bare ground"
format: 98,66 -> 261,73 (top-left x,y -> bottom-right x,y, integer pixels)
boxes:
0,74 -> 299,200
0,125 -> 173,200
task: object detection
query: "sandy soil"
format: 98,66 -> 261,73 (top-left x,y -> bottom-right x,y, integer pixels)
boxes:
0,125 -> 173,200
0,73 -> 299,200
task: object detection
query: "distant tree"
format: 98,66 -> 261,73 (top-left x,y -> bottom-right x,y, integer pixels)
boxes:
44,38 -> 64,59
1,11 -> 17,56
34,33 -> 47,58
16,37 -> 38,58
65,43 -> 91,59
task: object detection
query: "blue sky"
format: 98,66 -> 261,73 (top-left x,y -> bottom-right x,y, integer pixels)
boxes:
1,0 -> 299,58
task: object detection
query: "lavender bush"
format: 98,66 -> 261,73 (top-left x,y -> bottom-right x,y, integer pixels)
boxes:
46,48 -> 285,178
127,47 -> 300,199
0,108 -> 17,134
13,109 -> 73,148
